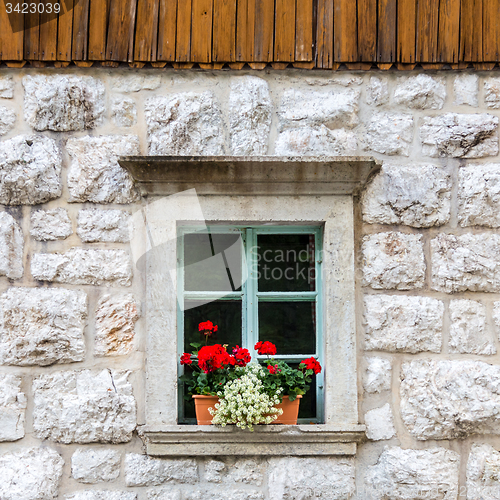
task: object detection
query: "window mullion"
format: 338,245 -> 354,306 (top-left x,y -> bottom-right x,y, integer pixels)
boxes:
245,228 -> 258,354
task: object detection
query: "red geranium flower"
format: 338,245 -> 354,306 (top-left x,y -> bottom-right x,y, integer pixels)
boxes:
180,352 -> 192,365
232,346 -> 251,367
267,364 -> 279,375
300,357 -> 322,375
197,344 -> 232,373
198,321 -> 218,337
254,341 -> 277,356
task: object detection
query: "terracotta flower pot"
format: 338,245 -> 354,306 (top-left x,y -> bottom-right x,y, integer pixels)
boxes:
193,394 -> 302,425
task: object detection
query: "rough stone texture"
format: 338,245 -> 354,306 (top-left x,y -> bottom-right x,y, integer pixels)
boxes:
278,88 -> 359,130
147,489 -> 182,500
364,112 -> 414,156
454,74 -> 479,107
365,447 -> 460,500
466,443 -> 500,500
485,78 -> 500,109
229,76 -> 272,155
362,164 -> 451,227
71,449 -> 121,483
125,454 -> 198,486
0,134 -> 62,205
449,299 -> 495,355
0,374 -> 26,441
362,232 -> 425,290
431,233 -> 500,293
204,459 -> 264,485
66,135 -> 140,204
366,76 -> 389,106
111,98 -> 137,127
145,92 -> 226,155
66,492 -> 137,500
0,106 -> 16,135
33,370 -> 136,443
394,74 -> 446,109
0,76 -> 14,98
0,212 -> 23,279
185,490 -> 263,500
111,74 -> 161,92
458,164 -> 500,227
31,248 -> 132,286
77,209 -> 131,243
363,357 -> 391,394
420,113 -> 499,158
365,403 -> 396,441
493,302 -> 500,341
0,447 -> 64,500
30,208 -> 72,241
268,457 -> 355,500
274,126 -> 357,156
0,287 -> 87,366
364,295 -> 443,353
94,294 -> 140,356
23,75 -> 105,131
400,359 -> 500,440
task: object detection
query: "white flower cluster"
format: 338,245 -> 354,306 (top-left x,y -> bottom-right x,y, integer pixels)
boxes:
209,363 -> 283,431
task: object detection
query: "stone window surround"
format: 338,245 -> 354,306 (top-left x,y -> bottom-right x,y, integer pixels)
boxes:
121,156 -> 379,456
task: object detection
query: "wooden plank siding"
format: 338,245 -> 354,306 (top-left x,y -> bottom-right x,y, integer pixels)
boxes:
0,0 -> 499,67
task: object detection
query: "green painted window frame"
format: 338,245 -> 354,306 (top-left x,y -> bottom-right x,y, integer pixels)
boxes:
177,225 -> 324,424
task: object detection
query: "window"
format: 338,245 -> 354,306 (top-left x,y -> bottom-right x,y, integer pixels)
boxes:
121,155 -> 378,456
178,226 -> 323,423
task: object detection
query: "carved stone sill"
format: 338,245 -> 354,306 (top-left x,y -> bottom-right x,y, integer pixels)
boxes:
140,424 -> 366,457
119,155 -> 381,196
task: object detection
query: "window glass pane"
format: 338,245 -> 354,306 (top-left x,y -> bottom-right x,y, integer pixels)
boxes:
184,232 -> 242,292
258,301 -> 316,355
257,234 -> 316,292
184,300 -> 242,352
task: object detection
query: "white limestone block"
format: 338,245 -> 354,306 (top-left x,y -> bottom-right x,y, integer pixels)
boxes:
363,357 -> 391,394
365,447 -> 459,500
0,212 -> 23,279
125,454 -> 198,486
0,287 -> 87,366
30,208 -> 72,241
485,77 -> 500,109
365,404 -> 396,441
71,449 -> 121,483
364,112 -> 414,156
364,295 -> 443,353
111,98 -> 137,127
111,74 -> 161,92
420,113 -> 499,158
362,163 -> 451,227
31,248 -> 132,286
94,294 -> 140,356
0,447 -> 64,500
267,457 -> 355,500
204,459 -> 264,485
394,74 -> 446,109
229,76 -> 272,155
0,374 -> 26,441
77,209 -> 130,243
275,126 -> 357,156
0,76 -> 14,98
66,492 -> 137,500
67,135 -> 140,204
145,92 -> 226,155
466,443 -> 500,500
0,105 -> 16,135
366,76 -> 389,106
431,233 -> 500,293
33,370 -> 136,443
458,164 -> 500,227
449,299 -> 495,355
454,74 -> 478,107
0,135 -> 62,205
362,232 -> 425,290
23,75 -> 105,131
278,88 -> 359,130
401,359 -> 500,440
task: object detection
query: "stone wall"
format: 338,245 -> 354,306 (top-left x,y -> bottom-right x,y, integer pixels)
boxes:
1,68 -> 500,499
